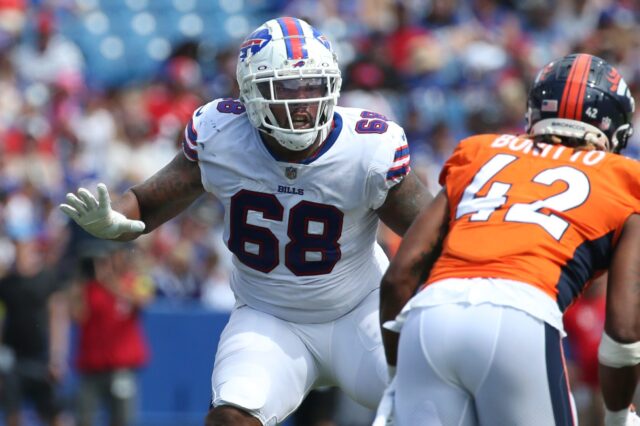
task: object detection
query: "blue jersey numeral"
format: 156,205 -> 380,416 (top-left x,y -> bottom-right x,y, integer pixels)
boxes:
228,190 -> 344,276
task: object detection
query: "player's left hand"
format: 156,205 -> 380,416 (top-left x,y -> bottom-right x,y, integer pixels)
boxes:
372,375 -> 396,426
60,183 -> 145,239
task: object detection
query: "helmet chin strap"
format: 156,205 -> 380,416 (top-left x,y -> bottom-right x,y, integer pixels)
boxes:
258,125 -> 319,151
272,129 -> 318,151
261,117 -> 334,152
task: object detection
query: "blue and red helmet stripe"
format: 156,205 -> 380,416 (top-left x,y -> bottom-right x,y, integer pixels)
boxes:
277,17 -> 308,60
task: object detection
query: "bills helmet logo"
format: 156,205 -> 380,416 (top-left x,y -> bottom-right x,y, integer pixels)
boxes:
312,28 -> 331,51
239,28 -> 272,62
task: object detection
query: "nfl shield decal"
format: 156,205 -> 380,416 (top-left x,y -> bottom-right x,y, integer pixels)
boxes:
285,166 -> 298,179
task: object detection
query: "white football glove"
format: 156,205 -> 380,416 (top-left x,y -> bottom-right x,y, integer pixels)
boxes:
372,371 -> 396,426
59,183 -> 145,239
605,407 -> 640,426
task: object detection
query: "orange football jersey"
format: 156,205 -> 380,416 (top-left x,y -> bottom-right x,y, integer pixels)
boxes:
428,134 -> 640,311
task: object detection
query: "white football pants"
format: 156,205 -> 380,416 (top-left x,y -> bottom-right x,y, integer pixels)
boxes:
211,289 -> 387,425
395,303 -> 577,426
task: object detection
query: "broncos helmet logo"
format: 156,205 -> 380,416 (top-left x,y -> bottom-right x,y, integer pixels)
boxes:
535,63 -> 554,83
239,28 -> 272,62
607,68 -> 622,92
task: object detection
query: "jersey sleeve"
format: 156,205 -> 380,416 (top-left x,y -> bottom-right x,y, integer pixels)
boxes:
365,122 -> 411,210
438,136 -> 480,187
617,158 -> 640,215
182,99 -> 246,162
181,104 -> 206,162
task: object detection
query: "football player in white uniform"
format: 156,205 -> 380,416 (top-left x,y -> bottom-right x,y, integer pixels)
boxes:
60,17 -> 431,426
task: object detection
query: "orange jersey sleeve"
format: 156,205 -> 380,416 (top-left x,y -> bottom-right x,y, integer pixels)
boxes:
430,134 -> 640,311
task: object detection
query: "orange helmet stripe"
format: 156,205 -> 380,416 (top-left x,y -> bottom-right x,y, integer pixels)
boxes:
559,54 -> 592,120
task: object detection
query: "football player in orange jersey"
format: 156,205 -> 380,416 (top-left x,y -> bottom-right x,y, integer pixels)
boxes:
374,53 -> 639,426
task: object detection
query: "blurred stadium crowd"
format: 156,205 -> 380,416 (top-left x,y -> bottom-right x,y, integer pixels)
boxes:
0,0 -> 638,425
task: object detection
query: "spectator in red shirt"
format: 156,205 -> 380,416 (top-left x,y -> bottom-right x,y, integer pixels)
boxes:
383,2 -> 431,75
70,241 -> 153,426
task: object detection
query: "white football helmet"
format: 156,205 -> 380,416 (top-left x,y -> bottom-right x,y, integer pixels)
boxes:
236,17 -> 342,151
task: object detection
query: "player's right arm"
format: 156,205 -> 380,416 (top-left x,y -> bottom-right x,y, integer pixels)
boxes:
61,152 -> 205,241
379,189 -> 450,367
127,152 -> 205,234
599,213 -> 640,426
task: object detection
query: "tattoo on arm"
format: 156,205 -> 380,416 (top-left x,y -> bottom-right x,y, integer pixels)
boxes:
130,154 -> 204,232
379,171 -> 432,235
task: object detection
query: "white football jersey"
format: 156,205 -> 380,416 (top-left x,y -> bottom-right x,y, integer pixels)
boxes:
183,99 -> 411,323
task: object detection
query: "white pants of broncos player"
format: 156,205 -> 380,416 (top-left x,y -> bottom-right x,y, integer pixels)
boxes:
394,278 -> 578,426
211,289 -> 386,425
